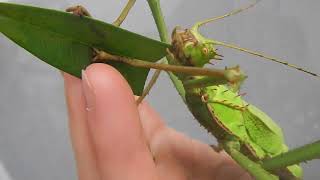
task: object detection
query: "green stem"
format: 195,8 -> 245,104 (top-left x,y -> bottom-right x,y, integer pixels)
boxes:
147,0 -> 186,102
262,140 -> 320,170
146,0 -> 168,43
224,142 -> 279,180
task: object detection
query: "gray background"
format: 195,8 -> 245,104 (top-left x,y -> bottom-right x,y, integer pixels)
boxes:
0,0 -> 319,179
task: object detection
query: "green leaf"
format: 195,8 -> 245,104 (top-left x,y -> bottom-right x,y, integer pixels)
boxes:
0,2 -> 171,95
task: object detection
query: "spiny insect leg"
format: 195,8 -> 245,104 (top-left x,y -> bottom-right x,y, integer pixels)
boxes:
183,67 -> 247,89
184,76 -> 231,89
94,52 -> 245,82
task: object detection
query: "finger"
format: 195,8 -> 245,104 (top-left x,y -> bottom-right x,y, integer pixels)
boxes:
135,100 -> 220,178
82,64 -> 157,180
136,100 -> 166,143
63,73 -> 100,180
147,126 -> 250,180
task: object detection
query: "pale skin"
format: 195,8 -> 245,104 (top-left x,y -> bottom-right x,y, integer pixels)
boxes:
62,63 -> 252,180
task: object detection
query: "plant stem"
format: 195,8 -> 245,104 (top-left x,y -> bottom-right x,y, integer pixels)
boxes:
146,0 -> 168,43
224,142 -> 279,180
262,140 -> 320,171
147,0 -> 186,102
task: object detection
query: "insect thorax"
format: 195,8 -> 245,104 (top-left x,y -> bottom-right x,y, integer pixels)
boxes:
170,26 -> 197,66
171,26 -> 220,68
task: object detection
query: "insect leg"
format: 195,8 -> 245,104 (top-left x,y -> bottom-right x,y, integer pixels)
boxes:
136,69 -> 162,104
94,51 -> 246,84
66,5 -> 91,17
136,48 -> 183,104
183,66 -> 247,89
113,0 -> 136,27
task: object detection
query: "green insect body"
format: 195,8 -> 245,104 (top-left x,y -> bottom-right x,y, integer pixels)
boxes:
170,22 -> 303,179
184,82 -> 302,179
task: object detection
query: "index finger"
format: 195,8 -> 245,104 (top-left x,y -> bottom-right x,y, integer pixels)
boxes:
82,64 -> 158,180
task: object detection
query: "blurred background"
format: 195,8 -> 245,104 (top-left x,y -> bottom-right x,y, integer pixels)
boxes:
0,0 -> 319,179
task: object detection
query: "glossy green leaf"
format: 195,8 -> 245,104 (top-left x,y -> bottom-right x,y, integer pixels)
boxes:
0,2 -> 170,95
0,2 -> 170,60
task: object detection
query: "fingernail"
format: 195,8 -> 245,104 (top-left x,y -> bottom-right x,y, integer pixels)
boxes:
82,70 -> 95,111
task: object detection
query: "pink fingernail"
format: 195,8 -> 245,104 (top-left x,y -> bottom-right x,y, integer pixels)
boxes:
82,70 -> 95,111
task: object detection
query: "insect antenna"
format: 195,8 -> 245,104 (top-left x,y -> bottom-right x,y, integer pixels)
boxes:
213,40 -> 319,78
191,0 -> 261,32
189,0 -> 319,78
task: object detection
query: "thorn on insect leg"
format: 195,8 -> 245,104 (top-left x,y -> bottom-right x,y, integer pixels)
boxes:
216,53 -> 224,57
240,92 -> 247,97
222,89 -> 229,93
208,61 -> 215,66
235,92 -> 247,98
227,102 -> 235,107
213,57 -> 223,60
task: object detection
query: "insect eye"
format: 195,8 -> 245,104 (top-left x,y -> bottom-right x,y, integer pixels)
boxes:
202,48 -> 208,55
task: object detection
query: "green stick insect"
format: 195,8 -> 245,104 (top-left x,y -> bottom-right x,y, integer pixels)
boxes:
0,0 -> 319,179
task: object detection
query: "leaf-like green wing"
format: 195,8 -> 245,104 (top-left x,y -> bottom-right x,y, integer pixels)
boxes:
0,2 -> 171,95
242,105 -> 284,156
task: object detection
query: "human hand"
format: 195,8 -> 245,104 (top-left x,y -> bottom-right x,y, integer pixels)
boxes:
62,63 -> 251,180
